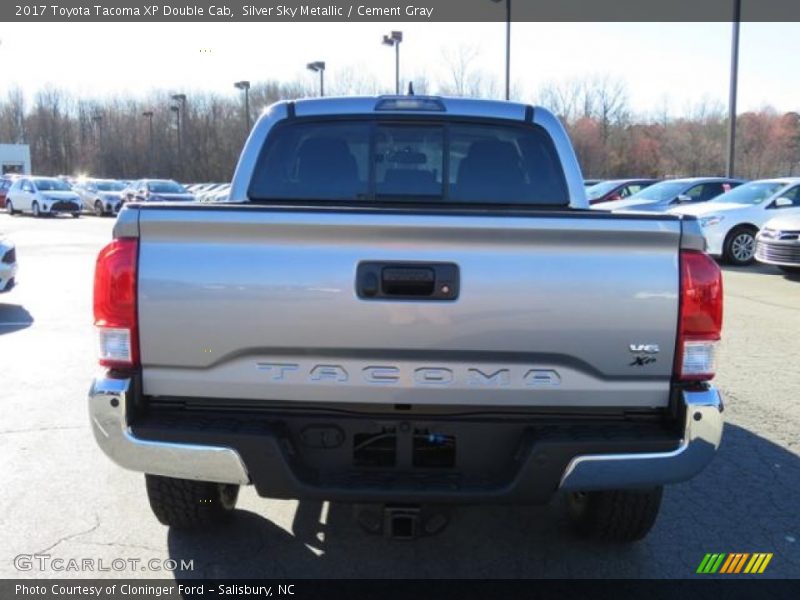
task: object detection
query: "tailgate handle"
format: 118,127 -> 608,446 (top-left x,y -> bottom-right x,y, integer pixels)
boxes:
382,267 -> 435,296
357,262 -> 459,300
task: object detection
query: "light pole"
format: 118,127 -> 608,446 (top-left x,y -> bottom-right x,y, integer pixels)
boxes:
92,114 -> 103,176
170,105 -> 181,178
171,93 -> 186,177
142,111 -> 154,173
171,93 -> 187,119
234,80 -> 251,132
306,62 -> 325,97
491,0 -> 511,100
382,31 -> 403,94
91,114 -> 103,140
726,0 -> 741,177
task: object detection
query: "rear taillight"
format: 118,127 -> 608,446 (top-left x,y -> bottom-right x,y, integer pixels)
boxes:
675,250 -> 723,381
93,238 -> 139,368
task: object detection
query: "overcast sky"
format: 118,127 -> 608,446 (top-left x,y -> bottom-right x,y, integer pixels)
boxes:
0,21 -> 797,116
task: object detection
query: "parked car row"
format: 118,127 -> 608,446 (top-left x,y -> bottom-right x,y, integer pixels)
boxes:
2,176 -> 197,218
589,176 -> 800,269
589,177 -> 743,211
2,168 -> 797,273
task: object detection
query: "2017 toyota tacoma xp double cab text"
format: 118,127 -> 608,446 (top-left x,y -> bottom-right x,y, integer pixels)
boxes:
89,96 -> 724,542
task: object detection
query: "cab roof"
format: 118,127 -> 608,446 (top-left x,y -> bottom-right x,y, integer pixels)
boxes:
286,95 -> 534,122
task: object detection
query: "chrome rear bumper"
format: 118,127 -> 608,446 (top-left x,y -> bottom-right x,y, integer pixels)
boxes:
559,387 -> 723,491
89,375 -> 722,493
88,376 -> 250,485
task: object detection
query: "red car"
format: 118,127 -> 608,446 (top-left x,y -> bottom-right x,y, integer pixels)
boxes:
0,175 -> 22,209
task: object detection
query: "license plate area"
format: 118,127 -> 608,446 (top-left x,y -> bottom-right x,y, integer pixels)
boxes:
352,426 -> 456,469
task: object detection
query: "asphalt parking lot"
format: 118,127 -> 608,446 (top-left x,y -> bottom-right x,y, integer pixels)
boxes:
0,213 -> 798,580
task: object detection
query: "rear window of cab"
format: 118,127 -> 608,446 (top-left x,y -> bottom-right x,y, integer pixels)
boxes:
248,119 -> 569,206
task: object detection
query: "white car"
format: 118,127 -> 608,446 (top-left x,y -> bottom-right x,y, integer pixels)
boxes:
5,176 -> 82,218
0,236 -> 17,293
669,178 -> 800,265
756,213 -> 800,275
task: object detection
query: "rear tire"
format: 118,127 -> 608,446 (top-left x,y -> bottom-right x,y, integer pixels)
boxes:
71,212 -> 80,218
145,474 -> 239,529
779,265 -> 800,276
566,487 -> 663,542
723,227 -> 757,265
6,200 -> 16,215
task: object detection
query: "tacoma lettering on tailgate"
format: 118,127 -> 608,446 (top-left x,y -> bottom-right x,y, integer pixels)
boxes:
255,363 -> 561,388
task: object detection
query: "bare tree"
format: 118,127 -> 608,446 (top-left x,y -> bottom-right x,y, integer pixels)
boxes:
0,87 -> 26,143
408,72 -> 432,95
437,45 -> 498,98
592,75 -> 629,138
330,65 -> 382,96
537,78 -> 584,122
0,73 -> 795,183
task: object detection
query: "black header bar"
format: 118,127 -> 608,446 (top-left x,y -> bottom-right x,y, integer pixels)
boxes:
3,0 -> 800,22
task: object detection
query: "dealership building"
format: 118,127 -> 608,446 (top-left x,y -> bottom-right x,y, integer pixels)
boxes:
0,144 -> 31,175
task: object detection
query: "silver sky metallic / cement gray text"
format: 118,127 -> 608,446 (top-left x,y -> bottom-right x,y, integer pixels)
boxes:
241,5 -> 434,18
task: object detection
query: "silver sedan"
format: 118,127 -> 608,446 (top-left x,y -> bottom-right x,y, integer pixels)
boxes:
74,179 -> 128,216
756,213 -> 800,275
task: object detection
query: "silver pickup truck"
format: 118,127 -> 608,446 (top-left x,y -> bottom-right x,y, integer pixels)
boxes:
89,96 -> 724,542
